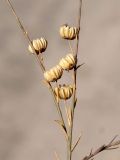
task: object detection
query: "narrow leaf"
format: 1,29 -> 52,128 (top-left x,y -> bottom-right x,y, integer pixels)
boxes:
72,134 -> 82,152
55,120 -> 68,140
76,63 -> 85,70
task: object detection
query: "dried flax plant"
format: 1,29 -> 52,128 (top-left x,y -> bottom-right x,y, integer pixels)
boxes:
5,0 -> 120,160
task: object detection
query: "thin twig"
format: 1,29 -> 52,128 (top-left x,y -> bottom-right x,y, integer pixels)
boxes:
75,0 -> 82,56
67,1 -> 83,160
5,0 -> 66,134
81,136 -> 120,160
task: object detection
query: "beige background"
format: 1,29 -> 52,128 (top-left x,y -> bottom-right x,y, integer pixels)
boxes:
0,0 -> 120,160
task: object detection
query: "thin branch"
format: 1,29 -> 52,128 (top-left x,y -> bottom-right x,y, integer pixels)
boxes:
67,1 -> 83,160
81,136 -> 120,160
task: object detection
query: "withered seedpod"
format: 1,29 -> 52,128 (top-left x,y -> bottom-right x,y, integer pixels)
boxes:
59,25 -> 78,40
44,65 -> 63,82
28,38 -> 47,54
59,54 -> 77,70
54,84 -> 73,100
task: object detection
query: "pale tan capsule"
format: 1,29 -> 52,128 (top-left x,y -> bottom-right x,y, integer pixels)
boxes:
44,65 -> 63,82
28,38 -> 47,54
54,85 -> 73,100
59,54 -> 77,70
59,25 -> 78,40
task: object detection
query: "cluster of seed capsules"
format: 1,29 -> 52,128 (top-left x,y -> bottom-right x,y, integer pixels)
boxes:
28,25 -> 78,101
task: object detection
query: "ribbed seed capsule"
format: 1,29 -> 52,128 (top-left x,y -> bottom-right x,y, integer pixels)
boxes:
59,54 -> 77,70
54,85 -> 73,100
44,65 -> 63,82
28,38 -> 47,54
60,25 -> 78,40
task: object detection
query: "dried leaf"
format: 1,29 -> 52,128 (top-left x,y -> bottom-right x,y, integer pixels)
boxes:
74,98 -> 77,109
55,120 -> 68,140
76,63 -> 85,70
72,134 -> 82,152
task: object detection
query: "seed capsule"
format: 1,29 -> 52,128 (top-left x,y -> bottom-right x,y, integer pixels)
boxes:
59,54 -> 77,70
54,84 -> 73,100
60,25 -> 78,40
28,38 -> 47,54
44,65 -> 63,82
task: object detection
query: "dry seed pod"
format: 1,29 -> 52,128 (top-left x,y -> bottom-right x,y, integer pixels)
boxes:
44,65 -> 63,82
28,38 -> 47,54
54,84 -> 73,100
59,54 -> 77,70
60,25 -> 78,40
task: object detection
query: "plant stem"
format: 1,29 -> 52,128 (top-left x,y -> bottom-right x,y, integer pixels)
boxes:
67,1 -> 82,160
67,68 -> 76,160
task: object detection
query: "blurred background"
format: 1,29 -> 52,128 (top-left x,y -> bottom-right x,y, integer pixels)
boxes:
0,0 -> 120,160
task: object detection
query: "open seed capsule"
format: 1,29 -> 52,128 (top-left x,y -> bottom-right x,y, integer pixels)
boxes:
44,65 -> 63,82
60,25 -> 78,40
59,54 -> 77,70
54,84 -> 73,100
28,38 -> 47,54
